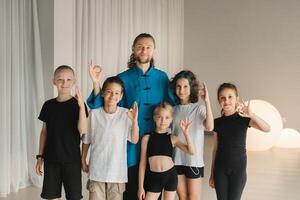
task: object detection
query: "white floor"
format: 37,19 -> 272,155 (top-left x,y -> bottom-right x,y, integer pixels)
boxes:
1,134 -> 300,200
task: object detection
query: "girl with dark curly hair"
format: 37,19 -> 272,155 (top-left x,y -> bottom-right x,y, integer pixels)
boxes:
170,70 -> 214,200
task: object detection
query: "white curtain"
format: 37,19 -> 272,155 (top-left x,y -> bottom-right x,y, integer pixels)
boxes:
74,0 -> 184,97
0,0 -> 44,197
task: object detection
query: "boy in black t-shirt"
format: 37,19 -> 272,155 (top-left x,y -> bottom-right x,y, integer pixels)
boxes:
36,65 -> 88,200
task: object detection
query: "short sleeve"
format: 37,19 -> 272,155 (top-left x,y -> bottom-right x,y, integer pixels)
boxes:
213,118 -> 218,133
243,117 -> 251,128
86,91 -> 103,109
84,103 -> 89,118
197,104 -> 206,121
38,102 -> 48,122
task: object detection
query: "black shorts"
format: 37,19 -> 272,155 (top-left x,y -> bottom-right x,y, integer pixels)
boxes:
146,167 -> 178,193
175,165 -> 204,179
41,161 -> 82,200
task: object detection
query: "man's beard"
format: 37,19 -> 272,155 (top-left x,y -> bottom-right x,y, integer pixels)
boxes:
136,56 -> 151,64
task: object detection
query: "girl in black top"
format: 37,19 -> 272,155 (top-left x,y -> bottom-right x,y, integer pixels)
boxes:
138,102 -> 195,200
209,83 -> 270,200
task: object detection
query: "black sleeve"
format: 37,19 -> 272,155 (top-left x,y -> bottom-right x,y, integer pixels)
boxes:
213,118 -> 218,133
38,102 -> 48,122
243,117 -> 251,128
84,103 -> 89,117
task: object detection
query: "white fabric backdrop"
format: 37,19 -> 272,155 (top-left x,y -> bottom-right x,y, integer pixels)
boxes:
0,0 -> 184,196
0,0 -> 44,197
73,0 -> 184,97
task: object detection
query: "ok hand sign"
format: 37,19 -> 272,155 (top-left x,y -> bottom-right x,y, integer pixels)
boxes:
180,118 -> 192,135
127,101 -> 139,122
88,60 -> 102,84
237,100 -> 253,118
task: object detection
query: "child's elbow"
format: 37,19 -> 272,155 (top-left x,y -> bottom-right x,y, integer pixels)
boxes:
189,149 -> 196,155
206,126 -> 214,132
78,129 -> 85,135
263,125 -> 271,133
78,126 -> 87,135
132,137 -> 139,144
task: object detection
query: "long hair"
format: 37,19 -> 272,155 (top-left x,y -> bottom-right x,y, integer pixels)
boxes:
127,33 -> 156,68
170,70 -> 200,103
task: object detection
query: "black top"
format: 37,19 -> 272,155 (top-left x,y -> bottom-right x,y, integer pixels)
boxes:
38,97 -> 88,163
213,113 -> 250,164
146,132 -> 173,158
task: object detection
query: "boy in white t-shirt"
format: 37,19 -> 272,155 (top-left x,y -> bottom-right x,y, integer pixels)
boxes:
81,76 -> 139,200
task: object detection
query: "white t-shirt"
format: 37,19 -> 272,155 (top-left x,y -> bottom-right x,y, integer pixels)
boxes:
82,107 -> 132,183
172,102 -> 206,167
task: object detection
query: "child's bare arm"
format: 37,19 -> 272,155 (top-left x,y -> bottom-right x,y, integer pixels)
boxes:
249,114 -> 270,132
127,102 -> 139,144
38,123 -> 47,156
172,119 -> 195,155
199,83 -> 214,131
131,120 -> 139,144
237,100 -> 270,132
209,132 -> 218,188
81,143 -> 90,172
36,123 -> 47,176
138,135 -> 149,200
76,88 -> 88,135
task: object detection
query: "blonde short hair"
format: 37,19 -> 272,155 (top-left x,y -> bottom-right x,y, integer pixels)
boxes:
54,65 -> 74,77
153,101 -> 173,117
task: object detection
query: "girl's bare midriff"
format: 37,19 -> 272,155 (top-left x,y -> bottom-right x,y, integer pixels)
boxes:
148,156 -> 174,172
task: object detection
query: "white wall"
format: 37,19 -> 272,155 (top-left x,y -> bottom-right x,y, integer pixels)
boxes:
184,0 -> 300,131
39,0 -> 300,131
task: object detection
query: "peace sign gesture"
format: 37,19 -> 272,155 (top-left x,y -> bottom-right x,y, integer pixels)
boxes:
237,100 -> 253,118
75,86 -> 85,108
88,60 -> 102,84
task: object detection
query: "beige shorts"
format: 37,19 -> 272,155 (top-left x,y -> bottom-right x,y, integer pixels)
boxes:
86,180 -> 125,200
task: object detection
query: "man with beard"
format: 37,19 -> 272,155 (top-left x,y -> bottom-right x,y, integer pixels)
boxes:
86,33 -> 175,200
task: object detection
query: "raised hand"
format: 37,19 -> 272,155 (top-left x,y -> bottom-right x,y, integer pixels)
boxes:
75,86 -> 85,108
127,101 -> 138,122
180,118 -> 192,134
198,82 -> 210,102
88,60 -> 102,84
237,100 -> 253,118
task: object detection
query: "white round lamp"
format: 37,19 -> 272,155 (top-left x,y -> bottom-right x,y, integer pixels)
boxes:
275,128 -> 300,148
246,100 -> 283,151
